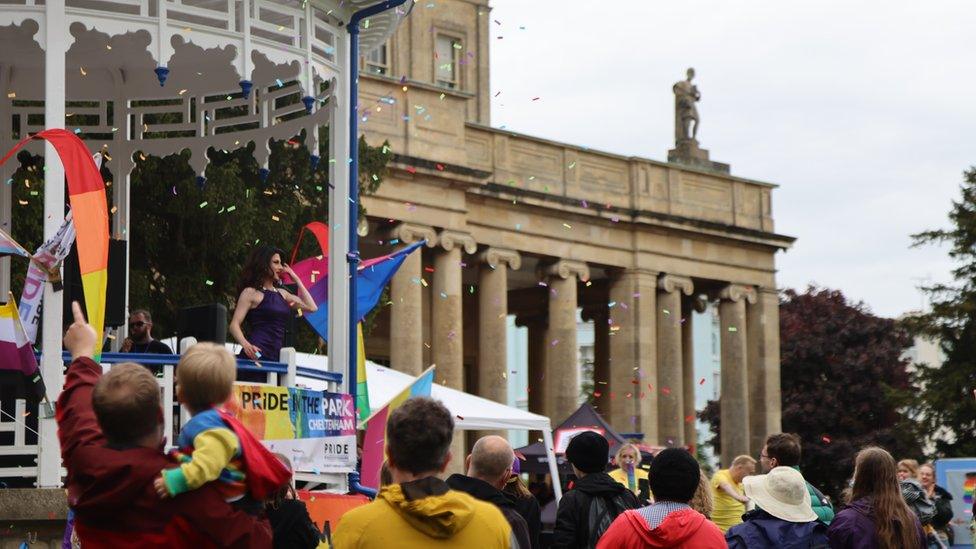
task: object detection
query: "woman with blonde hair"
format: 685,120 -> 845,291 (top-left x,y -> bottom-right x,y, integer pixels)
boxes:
828,447 -> 925,548
897,459 -> 920,481
608,442 -> 649,500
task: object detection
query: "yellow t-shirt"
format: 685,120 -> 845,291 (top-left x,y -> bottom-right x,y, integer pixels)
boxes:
710,468 -> 745,532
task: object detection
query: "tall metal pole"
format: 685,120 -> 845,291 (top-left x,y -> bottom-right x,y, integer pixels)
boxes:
345,0 -> 409,498
37,0 -> 67,488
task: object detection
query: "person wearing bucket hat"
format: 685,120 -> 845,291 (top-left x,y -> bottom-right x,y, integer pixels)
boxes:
553,431 -> 639,548
725,466 -> 828,549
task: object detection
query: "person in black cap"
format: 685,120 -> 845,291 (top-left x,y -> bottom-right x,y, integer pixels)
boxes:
598,448 -> 727,548
552,431 -> 639,548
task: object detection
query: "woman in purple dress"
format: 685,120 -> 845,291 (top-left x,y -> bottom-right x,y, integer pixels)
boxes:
230,246 -> 317,364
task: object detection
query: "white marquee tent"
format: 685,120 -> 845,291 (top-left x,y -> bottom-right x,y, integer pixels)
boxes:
167,342 -> 565,500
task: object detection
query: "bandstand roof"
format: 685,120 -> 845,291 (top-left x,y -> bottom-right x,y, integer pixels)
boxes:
0,0 -> 408,181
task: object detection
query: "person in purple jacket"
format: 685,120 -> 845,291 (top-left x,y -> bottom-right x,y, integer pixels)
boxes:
827,447 -> 925,549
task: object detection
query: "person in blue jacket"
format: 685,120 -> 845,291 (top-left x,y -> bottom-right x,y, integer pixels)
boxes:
726,467 -> 828,549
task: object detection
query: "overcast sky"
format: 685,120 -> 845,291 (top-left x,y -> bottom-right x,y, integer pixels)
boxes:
485,0 -> 976,318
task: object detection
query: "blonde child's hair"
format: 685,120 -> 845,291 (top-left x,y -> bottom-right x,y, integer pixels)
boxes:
897,459 -> 920,478
177,342 -> 236,412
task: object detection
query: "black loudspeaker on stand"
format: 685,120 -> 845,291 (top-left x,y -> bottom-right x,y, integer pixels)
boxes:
177,304 -> 228,350
62,239 -> 127,329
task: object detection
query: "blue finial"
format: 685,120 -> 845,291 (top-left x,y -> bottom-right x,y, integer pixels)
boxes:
240,80 -> 253,99
259,168 -> 270,182
195,175 -> 206,189
154,66 -> 170,87
310,155 -> 321,170
302,96 -> 315,113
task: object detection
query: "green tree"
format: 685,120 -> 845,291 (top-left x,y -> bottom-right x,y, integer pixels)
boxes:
10,130 -> 391,354
908,166 -> 976,457
700,286 -> 922,501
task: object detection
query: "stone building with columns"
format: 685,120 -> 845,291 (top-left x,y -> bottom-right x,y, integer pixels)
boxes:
355,0 -> 794,463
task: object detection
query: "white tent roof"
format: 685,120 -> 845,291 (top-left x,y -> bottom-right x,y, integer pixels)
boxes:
363,362 -> 552,432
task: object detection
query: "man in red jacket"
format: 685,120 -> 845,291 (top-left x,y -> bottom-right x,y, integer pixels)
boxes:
58,301 -> 272,548
597,448 -> 725,548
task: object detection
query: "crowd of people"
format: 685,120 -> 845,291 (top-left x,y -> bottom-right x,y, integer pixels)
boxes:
56,291 -> 968,548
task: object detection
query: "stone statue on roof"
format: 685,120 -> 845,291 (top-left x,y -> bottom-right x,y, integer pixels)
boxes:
673,67 -> 700,142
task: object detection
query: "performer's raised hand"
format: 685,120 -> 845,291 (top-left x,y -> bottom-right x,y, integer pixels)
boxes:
64,301 -> 97,360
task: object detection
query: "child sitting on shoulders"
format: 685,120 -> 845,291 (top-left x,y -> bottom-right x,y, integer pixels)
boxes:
154,342 -> 288,513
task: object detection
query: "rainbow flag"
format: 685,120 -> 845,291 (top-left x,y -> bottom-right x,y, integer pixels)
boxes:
356,323 -> 369,423
964,474 -> 976,505
360,365 -> 436,490
0,130 -> 108,360
0,295 -> 39,378
0,227 -> 28,259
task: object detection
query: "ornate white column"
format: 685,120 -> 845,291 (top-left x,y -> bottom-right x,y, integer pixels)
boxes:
432,230 -> 476,391
747,287 -> 782,455
607,269 -> 658,437
657,274 -> 693,447
719,283 -> 757,464
38,0 -> 68,488
388,223 -> 437,375
541,260 -> 589,424
477,248 -> 521,405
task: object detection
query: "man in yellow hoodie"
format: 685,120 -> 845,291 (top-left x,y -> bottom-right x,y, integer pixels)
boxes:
334,398 -> 513,548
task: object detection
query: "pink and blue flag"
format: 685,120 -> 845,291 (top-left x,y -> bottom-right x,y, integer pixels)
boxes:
0,227 -> 28,259
300,241 -> 425,342
360,365 -> 436,490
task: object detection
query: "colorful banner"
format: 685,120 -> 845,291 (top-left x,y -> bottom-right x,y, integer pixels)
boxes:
361,365 -> 436,490
18,212 -> 76,345
0,134 -> 108,360
230,385 -> 357,474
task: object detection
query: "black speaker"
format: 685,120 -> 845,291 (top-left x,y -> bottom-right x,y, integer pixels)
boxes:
63,239 -> 127,329
177,303 -> 228,348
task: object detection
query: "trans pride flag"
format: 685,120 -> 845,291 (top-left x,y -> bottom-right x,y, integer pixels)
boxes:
0,227 -> 28,259
360,365 -> 436,490
0,295 -> 39,380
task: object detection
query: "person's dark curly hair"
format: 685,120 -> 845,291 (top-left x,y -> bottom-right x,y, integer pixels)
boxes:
386,397 -> 454,475
237,245 -> 285,296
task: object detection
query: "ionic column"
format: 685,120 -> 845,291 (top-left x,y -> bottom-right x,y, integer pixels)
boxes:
388,223 -> 437,376
433,230 -> 476,476
431,230 -> 476,391
541,260 -> 589,423
478,248 -> 521,408
747,287 -> 782,455
657,274 -> 693,447
719,284 -> 757,464
608,269 -> 658,438
522,316 -> 549,417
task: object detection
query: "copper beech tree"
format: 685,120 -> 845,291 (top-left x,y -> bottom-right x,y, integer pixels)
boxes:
700,286 -> 923,502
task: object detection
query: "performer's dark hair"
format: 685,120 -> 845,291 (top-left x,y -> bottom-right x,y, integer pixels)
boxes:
237,245 -> 285,296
